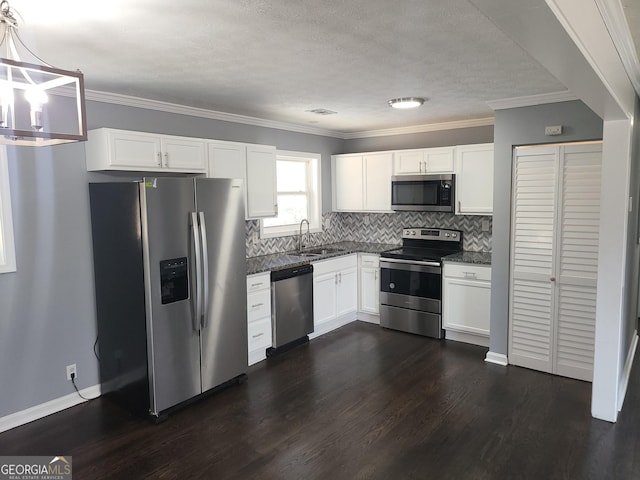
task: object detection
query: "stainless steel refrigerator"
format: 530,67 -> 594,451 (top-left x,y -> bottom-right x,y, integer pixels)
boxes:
89,177 -> 247,418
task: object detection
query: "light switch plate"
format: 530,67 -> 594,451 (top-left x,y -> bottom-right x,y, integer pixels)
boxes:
545,125 -> 563,136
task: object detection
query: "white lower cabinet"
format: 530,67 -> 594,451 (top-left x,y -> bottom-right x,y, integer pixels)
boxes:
358,253 -> 380,323
246,272 -> 272,365
442,262 -> 491,347
310,254 -> 358,338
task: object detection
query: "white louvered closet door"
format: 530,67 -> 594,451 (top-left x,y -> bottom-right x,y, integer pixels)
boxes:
554,144 -> 601,381
509,143 -> 602,382
509,147 -> 558,374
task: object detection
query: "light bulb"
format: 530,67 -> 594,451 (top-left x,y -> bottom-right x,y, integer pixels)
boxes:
0,82 -> 13,128
24,87 -> 48,131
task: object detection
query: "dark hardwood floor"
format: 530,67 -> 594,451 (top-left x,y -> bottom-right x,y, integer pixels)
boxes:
1,322 -> 639,479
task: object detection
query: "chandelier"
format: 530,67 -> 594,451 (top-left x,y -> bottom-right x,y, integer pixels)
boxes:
0,0 -> 86,146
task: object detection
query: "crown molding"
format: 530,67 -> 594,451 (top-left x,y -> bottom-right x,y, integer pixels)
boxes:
82,89 -> 495,141
594,0 -> 640,96
84,89 -> 345,139
486,91 -> 578,111
341,117 -> 495,140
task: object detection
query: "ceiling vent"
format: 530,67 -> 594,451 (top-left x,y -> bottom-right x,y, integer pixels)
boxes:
306,108 -> 337,115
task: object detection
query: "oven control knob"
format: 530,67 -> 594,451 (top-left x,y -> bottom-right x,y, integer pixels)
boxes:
452,233 -> 457,238
411,231 -> 416,236
389,282 -> 395,289
445,233 -> 450,237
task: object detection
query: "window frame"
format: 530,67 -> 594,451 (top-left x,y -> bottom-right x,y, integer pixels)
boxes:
0,146 -> 16,273
260,150 -> 322,239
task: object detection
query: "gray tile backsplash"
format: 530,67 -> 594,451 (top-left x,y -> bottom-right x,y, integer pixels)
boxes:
246,212 -> 492,257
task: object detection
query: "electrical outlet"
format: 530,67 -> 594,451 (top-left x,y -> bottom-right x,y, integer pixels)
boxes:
252,232 -> 259,244
482,220 -> 490,232
66,364 -> 77,381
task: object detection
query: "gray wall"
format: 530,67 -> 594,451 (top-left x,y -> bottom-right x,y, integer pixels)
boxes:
490,100 -> 603,356
0,100 -> 344,418
342,125 -> 494,153
624,98 -> 640,366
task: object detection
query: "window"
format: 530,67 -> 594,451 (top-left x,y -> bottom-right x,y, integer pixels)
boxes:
261,150 -> 322,238
0,146 -> 16,273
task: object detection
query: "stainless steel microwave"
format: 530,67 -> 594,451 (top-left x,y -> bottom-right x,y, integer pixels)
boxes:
391,174 -> 455,212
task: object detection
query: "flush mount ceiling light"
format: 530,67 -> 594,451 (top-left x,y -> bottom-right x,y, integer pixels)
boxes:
0,0 -> 86,146
387,97 -> 426,109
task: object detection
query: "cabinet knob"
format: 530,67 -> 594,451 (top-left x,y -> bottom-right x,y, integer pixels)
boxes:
157,152 -> 162,166
164,152 -> 169,167
550,276 -> 556,282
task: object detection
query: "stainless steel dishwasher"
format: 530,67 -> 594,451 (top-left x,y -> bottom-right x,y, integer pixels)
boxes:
268,263 -> 314,355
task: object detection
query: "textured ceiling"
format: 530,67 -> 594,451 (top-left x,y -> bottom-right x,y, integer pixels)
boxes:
1,0 -> 607,134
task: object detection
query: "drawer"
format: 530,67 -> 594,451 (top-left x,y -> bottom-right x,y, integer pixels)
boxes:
248,317 -> 272,351
247,272 -> 270,293
359,253 -> 380,268
312,253 -> 357,276
444,263 -> 491,281
247,289 -> 271,323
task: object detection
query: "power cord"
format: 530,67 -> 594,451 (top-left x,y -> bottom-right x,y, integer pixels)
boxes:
70,373 -> 92,401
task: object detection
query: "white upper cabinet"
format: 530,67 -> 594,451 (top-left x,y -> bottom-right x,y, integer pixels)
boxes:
86,128 -> 206,173
393,147 -> 454,175
455,143 -> 494,215
333,154 -> 364,211
363,152 -> 393,211
332,152 -> 393,212
208,141 -> 277,220
245,144 -> 278,219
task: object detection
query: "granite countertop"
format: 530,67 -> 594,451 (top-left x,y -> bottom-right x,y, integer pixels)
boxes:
443,251 -> 492,265
246,241 -> 399,275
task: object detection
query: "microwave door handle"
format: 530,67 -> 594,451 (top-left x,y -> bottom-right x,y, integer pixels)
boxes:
190,212 -> 203,331
199,212 -> 210,328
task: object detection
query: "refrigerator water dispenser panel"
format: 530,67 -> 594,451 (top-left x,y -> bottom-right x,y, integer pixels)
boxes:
160,257 -> 189,304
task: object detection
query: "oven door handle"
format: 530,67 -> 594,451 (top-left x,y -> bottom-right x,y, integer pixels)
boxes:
380,258 -> 441,274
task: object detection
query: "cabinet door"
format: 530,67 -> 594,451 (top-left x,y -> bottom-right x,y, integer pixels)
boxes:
336,267 -> 358,317
424,147 -> 455,173
364,153 -> 393,212
161,137 -> 207,172
455,144 -> 494,215
109,131 -> 162,170
394,150 -> 424,174
360,267 -> 380,314
246,144 -> 277,219
209,142 -> 248,218
313,272 -> 338,326
333,155 -> 364,211
443,277 -> 491,335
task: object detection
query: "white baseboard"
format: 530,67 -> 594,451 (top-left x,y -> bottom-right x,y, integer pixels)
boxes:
0,385 -> 101,434
618,331 -> 638,412
445,330 -> 489,347
485,351 -> 508,366
309,311 -> 357,339
356,312 -> 380,325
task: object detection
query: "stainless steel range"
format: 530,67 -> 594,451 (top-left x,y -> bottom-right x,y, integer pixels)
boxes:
379,228 -> 462,338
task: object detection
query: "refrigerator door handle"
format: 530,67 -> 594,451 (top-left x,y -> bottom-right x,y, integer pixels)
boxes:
190,212 -> 203,331
199,211 -> 210,328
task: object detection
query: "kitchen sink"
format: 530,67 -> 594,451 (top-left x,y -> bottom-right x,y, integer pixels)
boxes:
295,247 -> 346,257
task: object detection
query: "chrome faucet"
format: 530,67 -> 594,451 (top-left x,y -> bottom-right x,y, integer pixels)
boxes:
298,218 -> 310,252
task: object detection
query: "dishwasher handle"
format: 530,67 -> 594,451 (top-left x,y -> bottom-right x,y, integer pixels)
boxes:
271,263 -> 314,282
